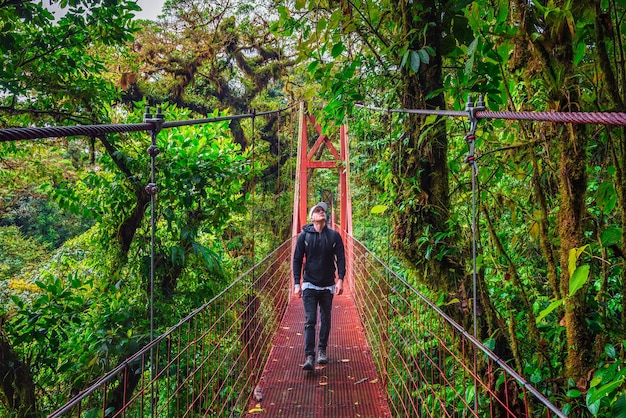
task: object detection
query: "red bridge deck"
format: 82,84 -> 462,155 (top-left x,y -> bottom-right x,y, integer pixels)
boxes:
246,290 -> 392,417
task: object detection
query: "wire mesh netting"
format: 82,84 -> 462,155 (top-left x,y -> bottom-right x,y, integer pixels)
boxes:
49,240 -> 292,418
348,236 -> 566,418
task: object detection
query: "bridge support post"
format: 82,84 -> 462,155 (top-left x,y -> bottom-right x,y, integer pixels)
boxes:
291,104 -> 353,287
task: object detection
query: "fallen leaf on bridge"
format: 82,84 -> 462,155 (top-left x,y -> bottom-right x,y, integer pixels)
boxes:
370,378 -> 379,384
248,403 -> 265,413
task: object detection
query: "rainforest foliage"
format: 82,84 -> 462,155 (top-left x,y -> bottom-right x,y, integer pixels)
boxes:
1,0 -> 626,416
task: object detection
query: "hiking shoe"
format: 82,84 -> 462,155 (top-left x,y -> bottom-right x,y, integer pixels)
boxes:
317,349 -> 328,364
303,355 -> 314,371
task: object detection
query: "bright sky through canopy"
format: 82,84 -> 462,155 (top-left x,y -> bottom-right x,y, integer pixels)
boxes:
135,0 -> 166,21
41,0 -> 166,21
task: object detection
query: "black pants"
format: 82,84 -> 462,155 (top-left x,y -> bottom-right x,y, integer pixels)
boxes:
302,288 -> 333,357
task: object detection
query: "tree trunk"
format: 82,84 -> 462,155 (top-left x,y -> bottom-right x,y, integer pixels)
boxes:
531,156 -> 561,300
593,2 -> 626,347
558,122 -> 591,381
512,0 -> 592,384
483,205 -> 539,358
117,187 -> 151,257
0,336 -> 37,418
392,0 -> 462,293
98,135 -> 152,259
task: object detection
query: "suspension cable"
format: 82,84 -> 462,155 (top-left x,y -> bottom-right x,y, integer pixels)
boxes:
142,106 -> 164,418
0,103 -> 299,142
464,95 -> 485,415
251,109 -> 256,272
355,102 -> 626,126
276,110 -> 282,239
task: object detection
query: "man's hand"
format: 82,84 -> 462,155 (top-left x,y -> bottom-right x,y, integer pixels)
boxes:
294,284 -> 302,298
336,280 -> 344,295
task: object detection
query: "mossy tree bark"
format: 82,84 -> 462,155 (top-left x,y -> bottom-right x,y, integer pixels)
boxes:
392,0 -> 458,292
512,0 -> 592,382
593,2 -> 626,344
390,1 -> 505,346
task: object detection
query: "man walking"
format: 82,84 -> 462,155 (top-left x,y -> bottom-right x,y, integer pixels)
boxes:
293,202 -> 346,371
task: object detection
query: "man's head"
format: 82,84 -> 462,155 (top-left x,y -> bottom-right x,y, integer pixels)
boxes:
309,201 -> 328,222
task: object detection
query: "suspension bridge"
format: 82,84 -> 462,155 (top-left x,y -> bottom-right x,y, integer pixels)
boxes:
5,101 -> 626,417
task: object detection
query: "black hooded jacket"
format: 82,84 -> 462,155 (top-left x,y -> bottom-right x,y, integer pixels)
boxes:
293,223 -> 346,287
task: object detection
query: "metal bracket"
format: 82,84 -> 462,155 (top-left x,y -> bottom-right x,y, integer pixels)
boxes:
144,106 -> 163,197
144,106 -> 165,136
464,95 -> 485,167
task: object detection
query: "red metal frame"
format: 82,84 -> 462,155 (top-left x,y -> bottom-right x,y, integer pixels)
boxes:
291,104 -> 352,239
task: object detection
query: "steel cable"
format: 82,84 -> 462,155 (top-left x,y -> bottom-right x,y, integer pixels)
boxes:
0,123 -> 154,142
478,110 -> 626,125
0,104 -> 299,142
5,102 -> 625,143
355,102 -> 626,126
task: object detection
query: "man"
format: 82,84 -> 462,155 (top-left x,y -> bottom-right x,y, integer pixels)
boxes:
293,201 -> 346,371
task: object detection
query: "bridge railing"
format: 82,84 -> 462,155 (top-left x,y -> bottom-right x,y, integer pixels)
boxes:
49,239 -> 292,418
347,236 -> 566,418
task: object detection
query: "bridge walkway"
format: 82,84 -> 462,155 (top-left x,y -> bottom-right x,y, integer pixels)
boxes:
246,288 -> 391,417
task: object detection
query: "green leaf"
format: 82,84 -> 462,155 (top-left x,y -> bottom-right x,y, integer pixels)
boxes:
612,392 -> 626,417
601,227 -> 622,247
424,114 -> 438,125
568,245 -> 588,277
536,299 -> 563,323
483,337 -> 495,350
586,387 -> 602,414
568,248 -> 576,277
417,48 -> 430,65
573,42 -> 585,65
591,376 -> 603,388
171,245 -> 185,265
400,51 -> 409,69
569,264 -> 589,297
566,389 -> 582,398
588,379 -> 624,406
425,88 -> 445,100
410,50 -> 421,73
464,54 -> 475,76
317,18 -> 327,31
467,37 -> 479,56
331,42 -> 345,58
465,385 -> 475,404
606,344 -> 617,359
371,205 -> 388,214
10,295 -> 23,308
597,180 -> 617,214
530,368 -> 542,383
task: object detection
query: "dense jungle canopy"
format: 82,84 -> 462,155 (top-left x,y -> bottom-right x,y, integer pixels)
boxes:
1,0 -> 626,416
